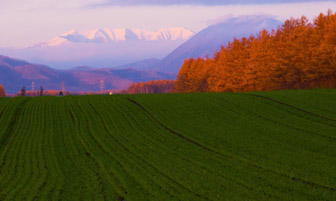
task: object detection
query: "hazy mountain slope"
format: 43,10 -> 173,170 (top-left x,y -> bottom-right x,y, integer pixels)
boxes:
155,16 -> 282,73
0,55 -> 172,94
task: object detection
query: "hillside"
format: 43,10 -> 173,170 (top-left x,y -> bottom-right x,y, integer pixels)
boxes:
0,90 -> 335,200
0,55 -> 173,94
155,16 -> 281,73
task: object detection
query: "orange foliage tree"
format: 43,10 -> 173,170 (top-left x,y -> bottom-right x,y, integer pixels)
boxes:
0,84 -> 6,97
175,10 -> 336,93
128,80 -> 174,94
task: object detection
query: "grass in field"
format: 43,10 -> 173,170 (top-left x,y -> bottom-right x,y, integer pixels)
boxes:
0,89 -> 335,201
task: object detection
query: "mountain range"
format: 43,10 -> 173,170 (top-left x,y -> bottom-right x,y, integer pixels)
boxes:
29,27 -> 195,47
0,27 -> 195,69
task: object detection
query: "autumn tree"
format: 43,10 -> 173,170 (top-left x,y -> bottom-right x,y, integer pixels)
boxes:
128,80 -> 174,94
0,84 -> 6,97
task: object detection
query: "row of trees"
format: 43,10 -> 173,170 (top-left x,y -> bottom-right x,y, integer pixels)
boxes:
175,10 -> 336,93
127,80 -> 174,94
19,86 -> 67,96
20,86 -> 44,96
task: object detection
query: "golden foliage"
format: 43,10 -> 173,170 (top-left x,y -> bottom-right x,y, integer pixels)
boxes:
175,10 -> 336,93
0,85 -> 6,97
128,80 -> 174,94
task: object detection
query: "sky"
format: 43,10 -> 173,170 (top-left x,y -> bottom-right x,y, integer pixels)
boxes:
0,0 -> 335,48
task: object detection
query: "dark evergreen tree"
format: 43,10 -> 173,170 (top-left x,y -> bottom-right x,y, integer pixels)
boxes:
20,86 -> 26,96
39,86 -> 43,96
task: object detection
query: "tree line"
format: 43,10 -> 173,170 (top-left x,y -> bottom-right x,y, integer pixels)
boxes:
174,10 -> 336,93
127,80 -> 174,94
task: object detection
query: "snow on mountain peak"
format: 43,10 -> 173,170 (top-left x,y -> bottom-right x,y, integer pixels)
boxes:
28,27 -> 195,48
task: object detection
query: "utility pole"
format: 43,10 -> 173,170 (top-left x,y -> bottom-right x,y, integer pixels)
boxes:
62,82 -> 65,92
100,80 -> 104,92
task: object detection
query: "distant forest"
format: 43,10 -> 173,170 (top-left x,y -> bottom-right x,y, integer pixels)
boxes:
127,80 -> 174,94
173,10 -> 336,93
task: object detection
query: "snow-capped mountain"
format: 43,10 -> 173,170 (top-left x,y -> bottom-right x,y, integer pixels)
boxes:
30,27 -> 195,48
0,27 -> 195,69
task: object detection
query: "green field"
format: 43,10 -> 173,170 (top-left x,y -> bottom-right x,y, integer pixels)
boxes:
0,89 -> 336,201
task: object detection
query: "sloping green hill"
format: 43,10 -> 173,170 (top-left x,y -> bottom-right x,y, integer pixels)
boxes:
0,89 -> 335,201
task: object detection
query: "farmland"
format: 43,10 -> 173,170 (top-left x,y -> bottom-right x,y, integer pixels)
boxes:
0,89 -> 335,201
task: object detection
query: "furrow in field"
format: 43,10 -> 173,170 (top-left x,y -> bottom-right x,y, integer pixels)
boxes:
45,98 -> 66,201
209,95 -> 336,192
12,98 -> 50,201
213,94 -> 336,170
0,99 -> 28,174
24,97 -> 64,201
15,99 -> 47,201
1,99 -> 40,201
0,100 -> 32,200
0,98 -> 29,149
246,94 -> 336,125
126,96 -> 313,200
118,98 -> 282,200
211,94 -> 336,162
127,96 -> 336,196
124,97 -> 280,200
85,98 -> 177,201
73,98 -> 131,200
127,97 -> 215,152
88,97 -> 214,201
215,95 -> 336,142
0,101 -> 35,200
27,98 -> 52,201
70,97 -> 122,201
56,98 -> 86,201
67,97 -> 108,201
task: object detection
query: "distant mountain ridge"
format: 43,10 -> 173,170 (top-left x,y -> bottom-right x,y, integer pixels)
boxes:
0,55 -> 174,94
29,27 -> 195,48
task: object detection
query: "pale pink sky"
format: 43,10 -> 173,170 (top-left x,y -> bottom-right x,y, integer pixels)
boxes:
0,0 -> 335,47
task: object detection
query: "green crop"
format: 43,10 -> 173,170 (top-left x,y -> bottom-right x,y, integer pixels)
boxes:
0,89 -> 335,201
